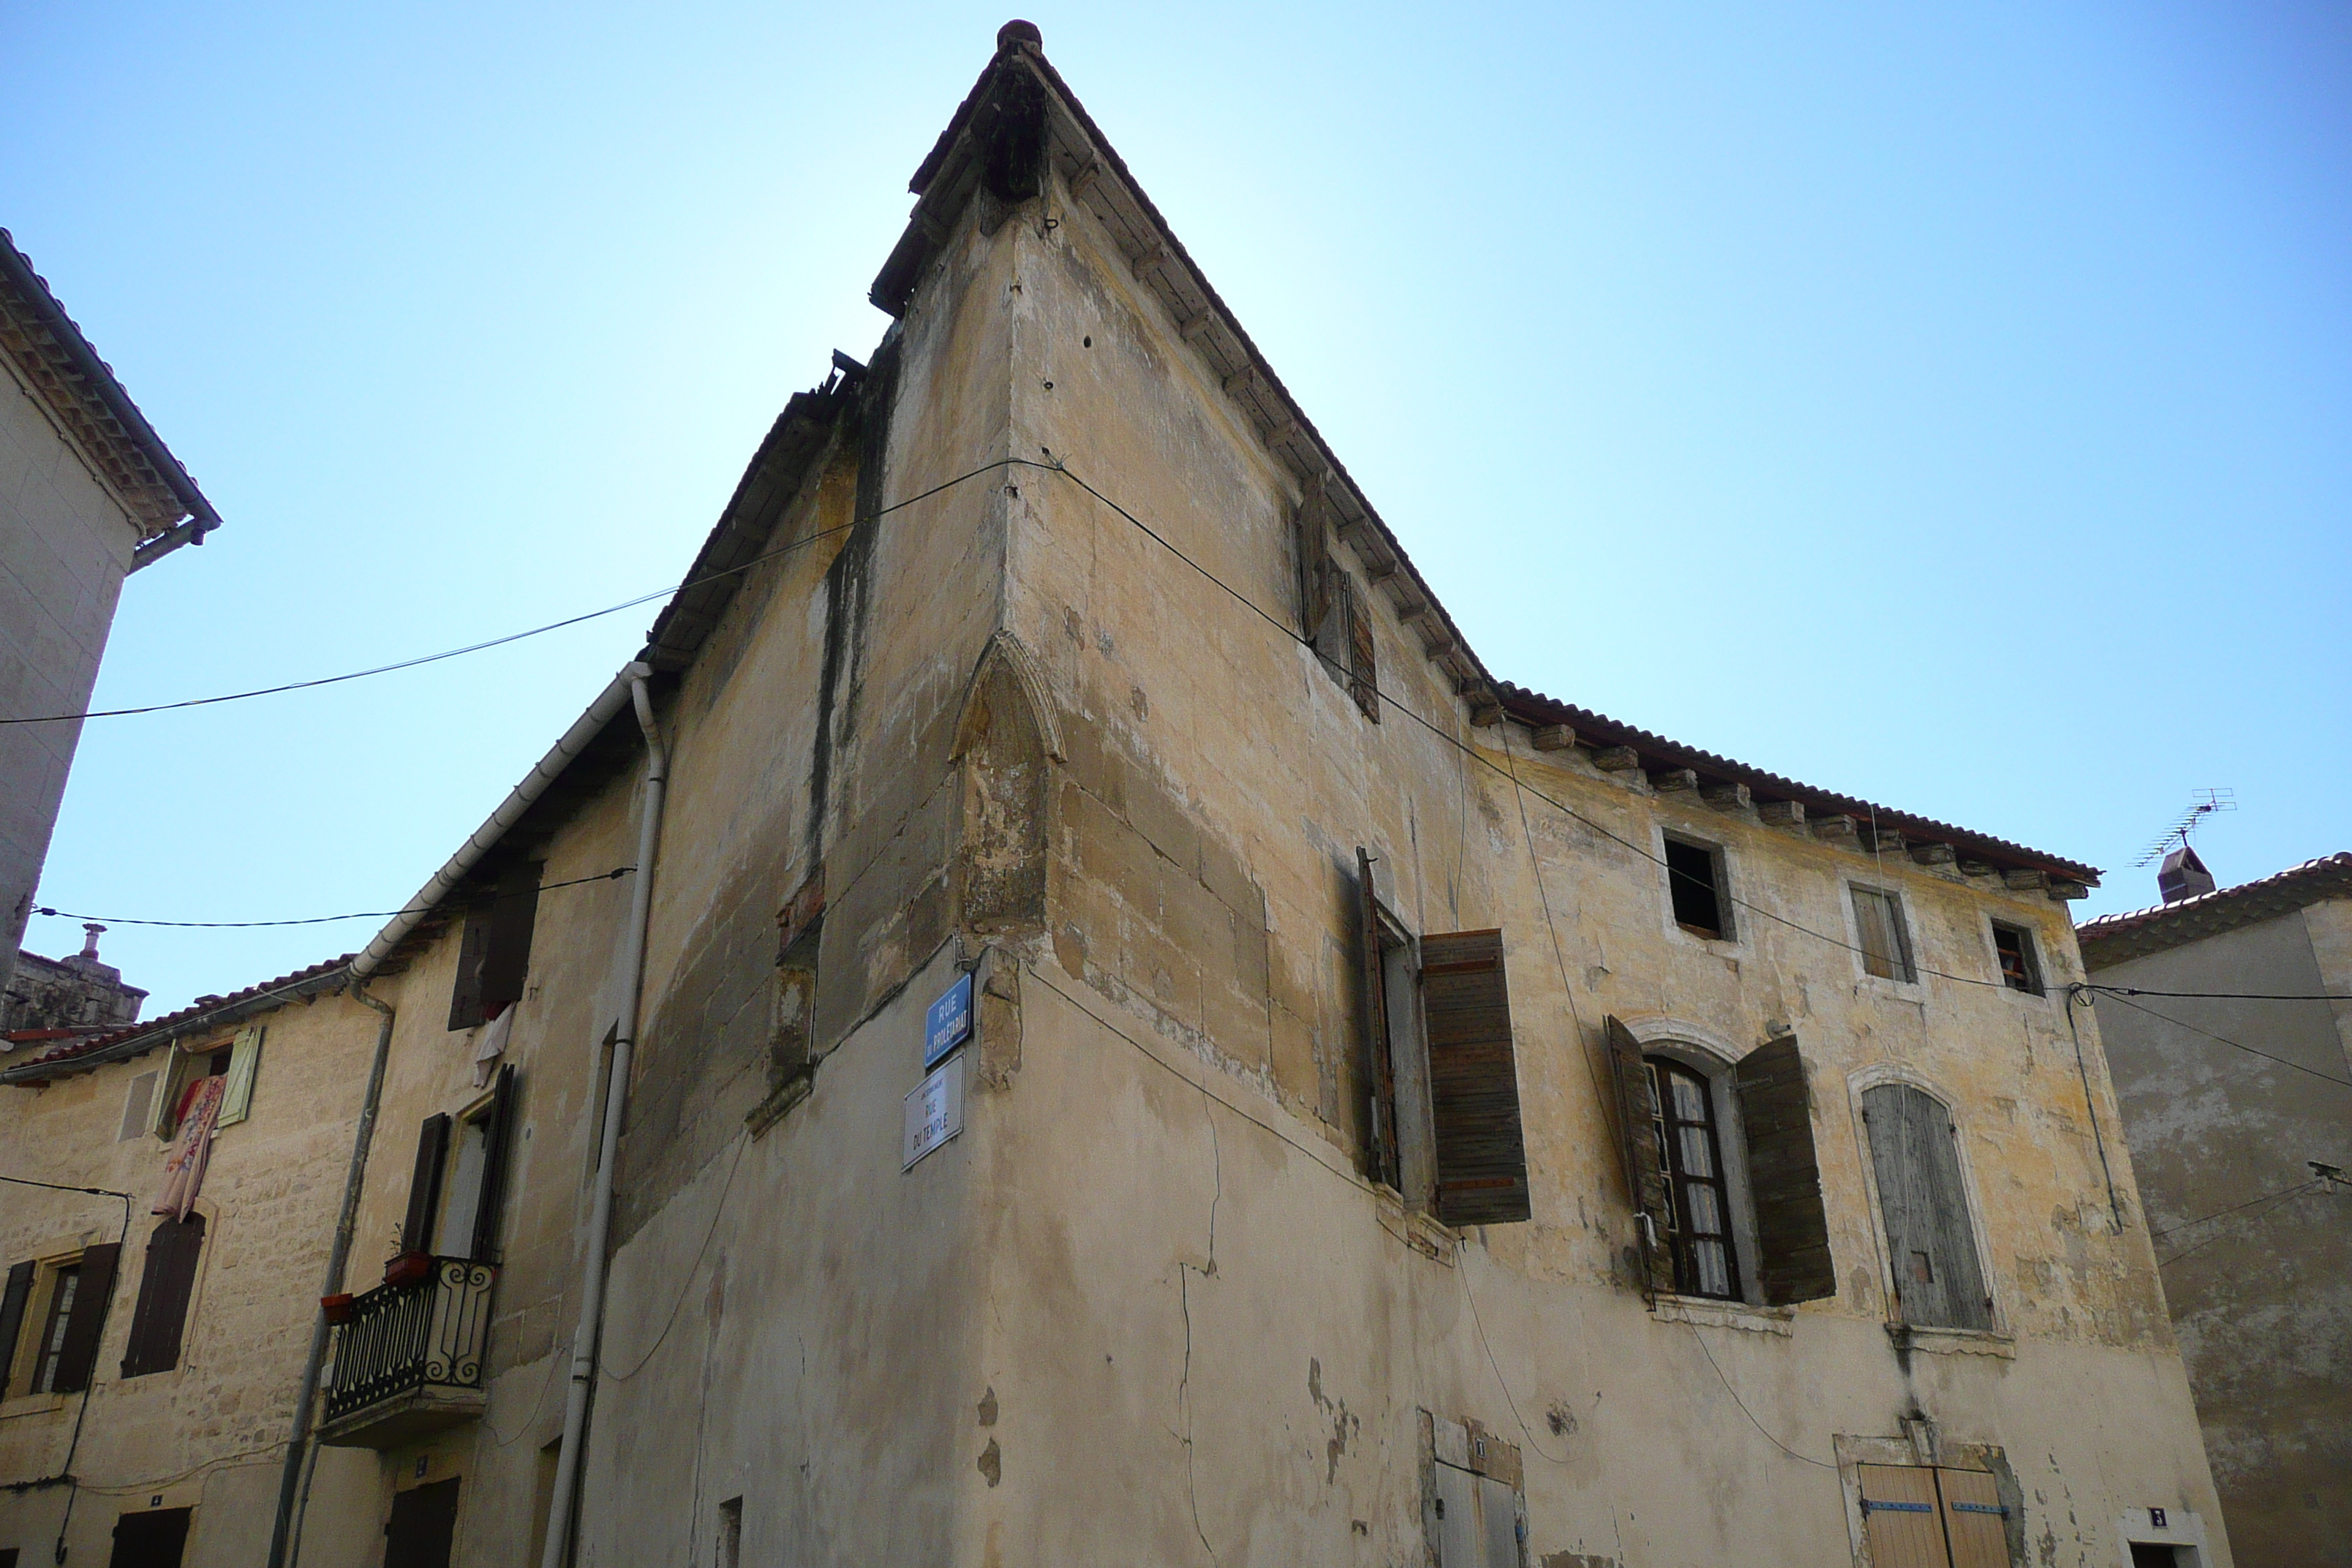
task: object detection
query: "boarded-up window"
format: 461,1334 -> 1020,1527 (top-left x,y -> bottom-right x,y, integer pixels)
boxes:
0,1260 -> 32,1396
1733,1034 -> 1837,1305
121,1218 -> 203,1378
400,1115 -> 453,1256
1863,1084 -> 1992,1330
117,1073 -> 157,1143
1852,886 -> 1917,981
1605,1017 -> 1676,1296
45,1242 -> 118,1393
1858,1463 -> 2012,1568
1422,930 -> 1530,1226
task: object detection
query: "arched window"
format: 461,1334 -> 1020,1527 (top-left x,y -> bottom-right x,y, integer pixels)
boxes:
1645,1056 -> 1741,1300
1861,1083 -> 1992,1330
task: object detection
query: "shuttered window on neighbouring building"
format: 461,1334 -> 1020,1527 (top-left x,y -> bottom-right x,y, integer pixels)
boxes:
446,861 -> 543,1031
1421,930 -> 1531,1226
45,1242 -> 117,1393
1862,1083 -> 1992,1330
1605,1019 -> 1837,1305
121,1218 -> 203,1378
0,1261 -> 32,1396
215,1027 -> 263,1128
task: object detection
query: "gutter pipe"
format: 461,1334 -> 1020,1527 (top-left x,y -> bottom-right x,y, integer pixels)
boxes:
351,663 -> 657,985
128,516 -> 216,574
539,672 -> 667,1568
263,981 -> 397,1568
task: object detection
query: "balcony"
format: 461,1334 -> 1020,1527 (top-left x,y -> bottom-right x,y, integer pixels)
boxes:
317,1256 -> 497,1450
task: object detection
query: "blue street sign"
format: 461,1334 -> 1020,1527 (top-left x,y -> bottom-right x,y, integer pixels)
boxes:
925,972 -> 973,1068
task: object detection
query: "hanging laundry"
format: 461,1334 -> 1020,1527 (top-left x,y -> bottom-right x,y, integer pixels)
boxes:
473,1002 -> 516,1089
153,1073 -> 228,1221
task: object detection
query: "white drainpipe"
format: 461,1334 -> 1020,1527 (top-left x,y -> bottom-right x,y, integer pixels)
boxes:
540,671 -> 668,1568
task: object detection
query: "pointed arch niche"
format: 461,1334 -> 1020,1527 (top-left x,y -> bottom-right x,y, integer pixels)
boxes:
952,631 -> 1063,934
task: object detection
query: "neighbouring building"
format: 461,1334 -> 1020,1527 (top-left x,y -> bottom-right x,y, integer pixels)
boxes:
0,24 -> 2234,1568
3,924 -> 146,1045
1,230 -> 220,1002
2079,853 -> 2352,1568
0,956 -> 389,1568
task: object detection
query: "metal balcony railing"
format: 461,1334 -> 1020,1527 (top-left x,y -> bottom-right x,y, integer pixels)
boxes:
324,1258 -> 496,1425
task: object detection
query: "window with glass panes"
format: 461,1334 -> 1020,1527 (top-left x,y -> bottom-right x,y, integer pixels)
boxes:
1645,1058 -> 1740,1299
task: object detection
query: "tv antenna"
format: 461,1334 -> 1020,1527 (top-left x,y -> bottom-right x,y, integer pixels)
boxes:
2133,788 -> 2236,868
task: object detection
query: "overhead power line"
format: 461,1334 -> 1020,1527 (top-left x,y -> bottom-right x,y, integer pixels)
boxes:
2086,990 -> 2352,1091
0,459 -> 1027,728
31,867 -> 633,930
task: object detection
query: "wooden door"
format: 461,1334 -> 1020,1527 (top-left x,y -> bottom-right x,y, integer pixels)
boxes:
385,1478 -> 461,1568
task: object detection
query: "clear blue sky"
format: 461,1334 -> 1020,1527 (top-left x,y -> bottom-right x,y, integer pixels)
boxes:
7,2 -> 2348,1014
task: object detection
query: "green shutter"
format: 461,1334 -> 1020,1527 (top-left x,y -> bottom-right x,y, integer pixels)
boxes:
216,1028 -> 263,1128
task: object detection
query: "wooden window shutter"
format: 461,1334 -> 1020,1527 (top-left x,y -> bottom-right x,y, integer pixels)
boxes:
1344,580 -> 1379,721
446,911 -> 492,1031
1603,1017 -> 1676,1296
0,1261 -> 34,1397
470,1065 -> 519,1262
120,1219 -> 203,1379
1422,930 -> 1531,1226
1863,1085 -> 1992,1330
215,1028 -> 263,1128
1296,488 -> 1334,636
1733,1034 -> 1836,1305
402,1115 -> 453,1255
118,1073 -> 157,1143
50,1241 -> 118,1393
477,862 -> 543,1020
1356,849 -> 1399,1189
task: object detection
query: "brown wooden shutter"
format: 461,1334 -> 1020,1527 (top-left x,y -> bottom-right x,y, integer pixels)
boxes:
402,1114 -> 452,1255
1604,1017 -> 1675,1295
1422,930 -> 1531,1226
477,862 -> 543,1020
1356,849 -> 1398,1189
1296,489 -> 1333,636
0,1261 -> 34,1397
446,911 -> 491,1031
120,1218 -> 203,1378
50,1241 -> 118,1393
1733,1034 -> 1837,1305
1344,581 -> 1379,721
470,1066 -> 519,1262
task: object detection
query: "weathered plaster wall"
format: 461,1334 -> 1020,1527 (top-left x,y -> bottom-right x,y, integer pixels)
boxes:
0,990 -> 385,1568
2089,902 -> 2352,1567
0,356 -> 141,987
950,168 -> 2228,1564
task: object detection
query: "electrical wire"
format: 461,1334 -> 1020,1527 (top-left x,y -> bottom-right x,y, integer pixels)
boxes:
2085,989 -> 2352,1091
1684,1320 -> 1839,1470
2156,1181 -> 2336,1270
2081,984 -> 2352,1003
0,459 -> 1028,728
1037,455 -> 2037,994
30,867 -> 634,930
2149,1177 -> 2334,1241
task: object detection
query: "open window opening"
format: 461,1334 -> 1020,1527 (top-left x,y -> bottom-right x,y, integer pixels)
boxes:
1861,1082 -> 1993,1331
1662,836 -> 1730,940
394,1064 -> 519,1271
1606,1019 -> 1836,1307
144,1028 -> 263,1140
1850,886 -> 1918,982
1357,849 -> 1530,1226
1644,1058 -> 1741,1300
447,862 -> 543,1031
1991,923 -> 2041,995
